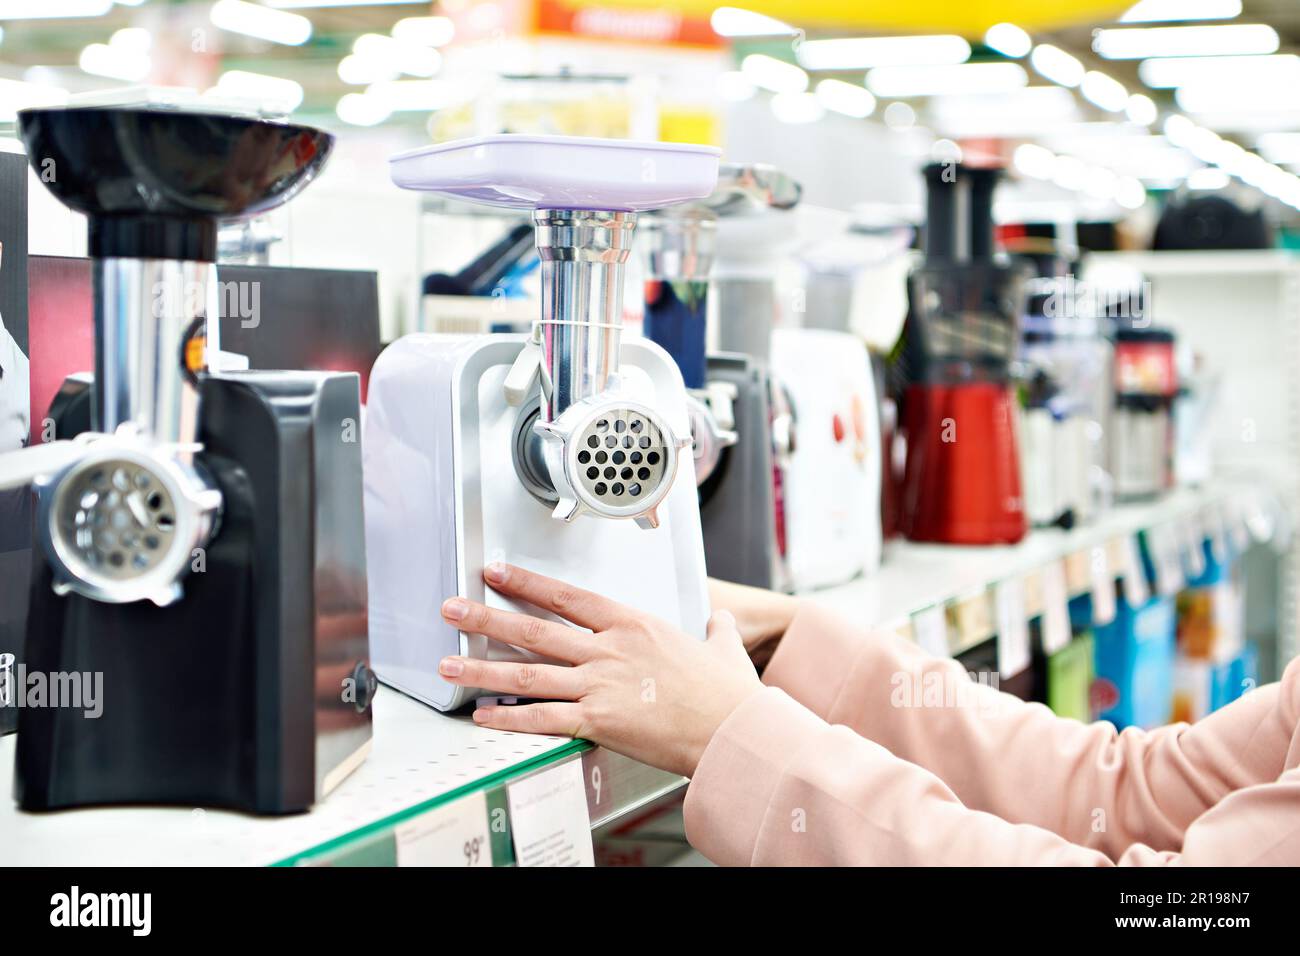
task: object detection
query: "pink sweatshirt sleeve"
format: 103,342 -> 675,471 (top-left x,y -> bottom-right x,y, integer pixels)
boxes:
681,604 -> 1300,866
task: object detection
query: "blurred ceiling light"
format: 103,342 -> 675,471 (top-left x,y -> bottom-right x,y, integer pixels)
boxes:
338,54 -> 398,85
1029,44 -> 1084,87
1186,167 -> 1231,190
1126,93 -> 1157,125
213,70 -> 304,111
717,71 -> 757,101
710,6 -> 798,38
79,43 -> 150,82
882,101 -> 916,130
867,62 -> 1026,97
1084,165 -> 1118,198
0,0 -> 112,17
366,79 -> 457,112
110,27 -> 152,54
1052,154 -> 1087,190
1081,71 -> 1128,112
1175,81 -> 1295,114
0,77 -> 69,122
796,35 -> 970,71
269,0 -> 425,5
1120,0 -> 1241,22
1257,132 -> 1300,164
1138,54 -> 1300,88
1093,24 -> 1277,59
741,53 -> 807,94
815,78 -> 875,118
770,91 -> 824,124
1013,142 -> 1056,179
336,92 -> 391,126
353,33 -> 441,77
930,86 -> 1078,136
984,23 -> 1032,58
392,16 -> 456,47
1114,176 -> 1147,208
210,0 -> 312,47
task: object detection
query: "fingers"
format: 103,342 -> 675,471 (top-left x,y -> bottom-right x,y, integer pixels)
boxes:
472,701 -> 585,737
705,609 -> 739,643
482,563 -> 626,632
439,655 -> 585,701
442,597 -> 591,664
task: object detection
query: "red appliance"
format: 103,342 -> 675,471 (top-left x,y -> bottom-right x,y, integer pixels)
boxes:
898,163 -> 1028,544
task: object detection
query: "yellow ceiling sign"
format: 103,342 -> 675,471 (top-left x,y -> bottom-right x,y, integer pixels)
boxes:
568,0 -> 1133,34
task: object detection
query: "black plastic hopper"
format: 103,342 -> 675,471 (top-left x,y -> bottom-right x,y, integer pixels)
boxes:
18,106 -> 333,261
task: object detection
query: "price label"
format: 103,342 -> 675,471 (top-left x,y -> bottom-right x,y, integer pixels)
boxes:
1148,525 -> 1185,596
507,758 -> 594,868
994,577 -> 1030,678
1204,502 -> 1229,566
1225,497 -> 1251,553
911,604 -> 951,658
1119,534 -> 1150,608
1089,544 -> 1117,628
395,790 -> 492,867
1040,560 -> 1071,654
1180,514 -> 1207,581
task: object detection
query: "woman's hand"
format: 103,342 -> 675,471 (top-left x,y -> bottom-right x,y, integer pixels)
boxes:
438,563 -> 763,778
707,578 -> 800,671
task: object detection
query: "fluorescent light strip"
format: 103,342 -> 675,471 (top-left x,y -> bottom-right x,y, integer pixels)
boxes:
392,17 -> 456,48
212,70 -> 304,111
797,35 -> 970,70
1081,71 -> 1128,113
269,0 -> 424,6
710,6 -> 798,38
1257,133 -> 1300,165
866,62 -> 1027,98
771,92 -> 824,124
1120,0 -> 1241,22
741,53 -> 807,94
1094,24 -> 1278,60
814,79 -> 874,118
210,0 -> 312,47
0,0 -> 111,17
1030,44 -> 1084,87
1138,54 -> 1300,88
984,22 -> 1031,58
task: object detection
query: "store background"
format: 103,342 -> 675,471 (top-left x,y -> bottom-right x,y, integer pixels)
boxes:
0,0 -> 1297,865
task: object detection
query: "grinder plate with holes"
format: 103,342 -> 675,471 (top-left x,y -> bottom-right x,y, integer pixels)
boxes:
54,461 -> 178,580
574,409 -> 670,506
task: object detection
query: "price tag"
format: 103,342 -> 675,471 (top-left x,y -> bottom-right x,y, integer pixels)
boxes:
395,790 -> 492,867
1064,550 -> 1091,596
1040,559 -> 1071,654
1180,513 -> 1207,581
1119,534 -> 1150,608
911,604 -> 951,658
1225,497 -> 1251,553
1204,502 -> 1229,566
507,758 -> 594,867
1148,525 -> 1185,596
1089,544 -> 1117,627
994,577 -> 1030,678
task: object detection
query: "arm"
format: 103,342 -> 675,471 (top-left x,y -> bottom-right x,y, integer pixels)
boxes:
682,685 -> 1300,866
760,603 -> 1295,857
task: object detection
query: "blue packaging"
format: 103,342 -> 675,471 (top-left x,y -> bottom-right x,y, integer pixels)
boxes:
1093,593 -> 1177,729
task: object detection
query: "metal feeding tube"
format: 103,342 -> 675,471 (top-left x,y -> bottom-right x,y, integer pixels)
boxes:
94,258 -> 219,455
534,209 -> 636,422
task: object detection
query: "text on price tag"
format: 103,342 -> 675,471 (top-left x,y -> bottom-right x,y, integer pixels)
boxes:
395,789 -> 492,867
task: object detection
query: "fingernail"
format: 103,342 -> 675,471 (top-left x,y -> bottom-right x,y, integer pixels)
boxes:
484,562 -> 510,585
442,598 -> 468,621
472,706 -> 494,723
439,657 -> 465,677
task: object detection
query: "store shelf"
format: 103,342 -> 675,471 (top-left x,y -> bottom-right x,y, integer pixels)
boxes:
1,477 -> 1281,866
803,478 -> 1283,659
0,687 -> 683,867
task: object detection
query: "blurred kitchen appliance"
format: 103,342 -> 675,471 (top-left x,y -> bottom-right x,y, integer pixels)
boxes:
1017,249 -> 1114,528
899,164 -> 1028,544
3,106 -> 374,812
367,134 -> 717,710
1112,326 -> 1178,501
640,163 -> 798,590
